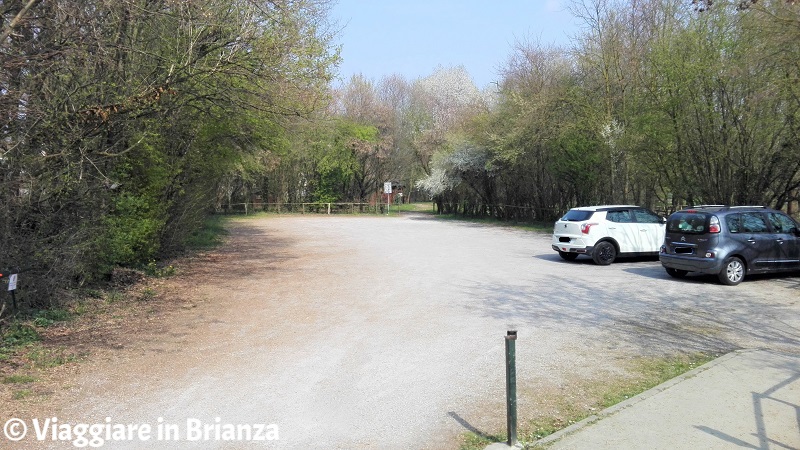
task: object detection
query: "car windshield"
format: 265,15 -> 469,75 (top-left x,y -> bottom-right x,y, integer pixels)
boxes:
667,213 -> 708,234
561,210 -> 595,221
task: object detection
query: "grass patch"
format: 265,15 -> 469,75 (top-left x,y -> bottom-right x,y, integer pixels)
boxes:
27,346 -> 81,369
394,202 -> 436,213
0,323 -> 41,363
594,355 -> 714,410
1,323 -> 41,348
460,431 -> 507,449
32,309 -> 72,328
1,316 -> 81,371
459,352 -> 718,450
105,290 -> 124,304
2,374 -> 36,384
186,214 -> 229,250
71,300 -> 91,316
12,389 -> 33,400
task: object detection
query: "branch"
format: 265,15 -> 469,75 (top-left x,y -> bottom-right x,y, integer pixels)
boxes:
0,0 -> 40,44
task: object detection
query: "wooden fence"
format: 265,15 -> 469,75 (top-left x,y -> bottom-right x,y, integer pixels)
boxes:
217,202 -> 385,215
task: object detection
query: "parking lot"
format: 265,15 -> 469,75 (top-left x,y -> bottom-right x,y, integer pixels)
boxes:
30,214 -> 800,449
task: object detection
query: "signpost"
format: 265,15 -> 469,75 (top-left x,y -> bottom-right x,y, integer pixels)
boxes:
7,273 -> 18,309
383,181 -> 392,215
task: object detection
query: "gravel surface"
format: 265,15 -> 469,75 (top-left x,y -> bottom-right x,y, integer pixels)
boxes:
11,214 -> 800,449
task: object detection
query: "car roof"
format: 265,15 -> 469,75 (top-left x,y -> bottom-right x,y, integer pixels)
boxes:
678,205 -> 768,214
571,205 -> 641,211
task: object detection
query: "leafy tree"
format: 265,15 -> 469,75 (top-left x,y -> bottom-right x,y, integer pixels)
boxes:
0,0 -> 339,305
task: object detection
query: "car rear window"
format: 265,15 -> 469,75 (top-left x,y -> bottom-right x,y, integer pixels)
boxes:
666,213 -> 708,234
561,210 -> 595,221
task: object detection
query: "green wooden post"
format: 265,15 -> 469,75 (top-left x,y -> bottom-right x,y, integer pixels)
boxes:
506,330 -> 518,447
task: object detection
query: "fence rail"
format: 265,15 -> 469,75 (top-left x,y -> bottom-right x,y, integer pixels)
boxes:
217,202 -> 385,215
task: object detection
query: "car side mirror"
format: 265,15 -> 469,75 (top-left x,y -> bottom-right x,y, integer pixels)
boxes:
661,217 -> 667,224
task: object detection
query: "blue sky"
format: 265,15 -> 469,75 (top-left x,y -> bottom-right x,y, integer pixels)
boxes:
331,0 -> 581,89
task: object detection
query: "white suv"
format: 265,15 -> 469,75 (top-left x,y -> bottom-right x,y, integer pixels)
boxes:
551,205 -> 666,265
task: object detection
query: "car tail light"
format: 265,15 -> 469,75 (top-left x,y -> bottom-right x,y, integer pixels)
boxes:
581,223 -> 598,234
709,216 -> 720,233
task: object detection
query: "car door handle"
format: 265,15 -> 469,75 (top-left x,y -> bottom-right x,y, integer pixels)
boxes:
776,238 -> 785,245
747,238 -> 756,244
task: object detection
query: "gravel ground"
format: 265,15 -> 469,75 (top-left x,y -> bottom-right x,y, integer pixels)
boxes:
7,214 -> 800,449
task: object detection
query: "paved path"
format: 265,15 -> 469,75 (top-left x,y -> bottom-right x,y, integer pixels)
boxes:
537,349 -> 800,450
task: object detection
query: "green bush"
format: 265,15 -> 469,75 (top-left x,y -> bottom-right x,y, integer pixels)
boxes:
100,193 -> 165,270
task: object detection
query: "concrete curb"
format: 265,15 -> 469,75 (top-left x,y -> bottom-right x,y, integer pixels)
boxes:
527,349 -> 747,448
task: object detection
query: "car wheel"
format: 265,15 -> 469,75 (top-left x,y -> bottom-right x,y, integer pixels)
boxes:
665,268 -> 688,278
558,251 -> 579,261
592,241 -> 616,265
718,257 -> 745,286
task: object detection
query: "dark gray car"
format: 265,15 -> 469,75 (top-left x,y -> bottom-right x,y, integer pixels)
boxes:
659,205 -> 800,285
